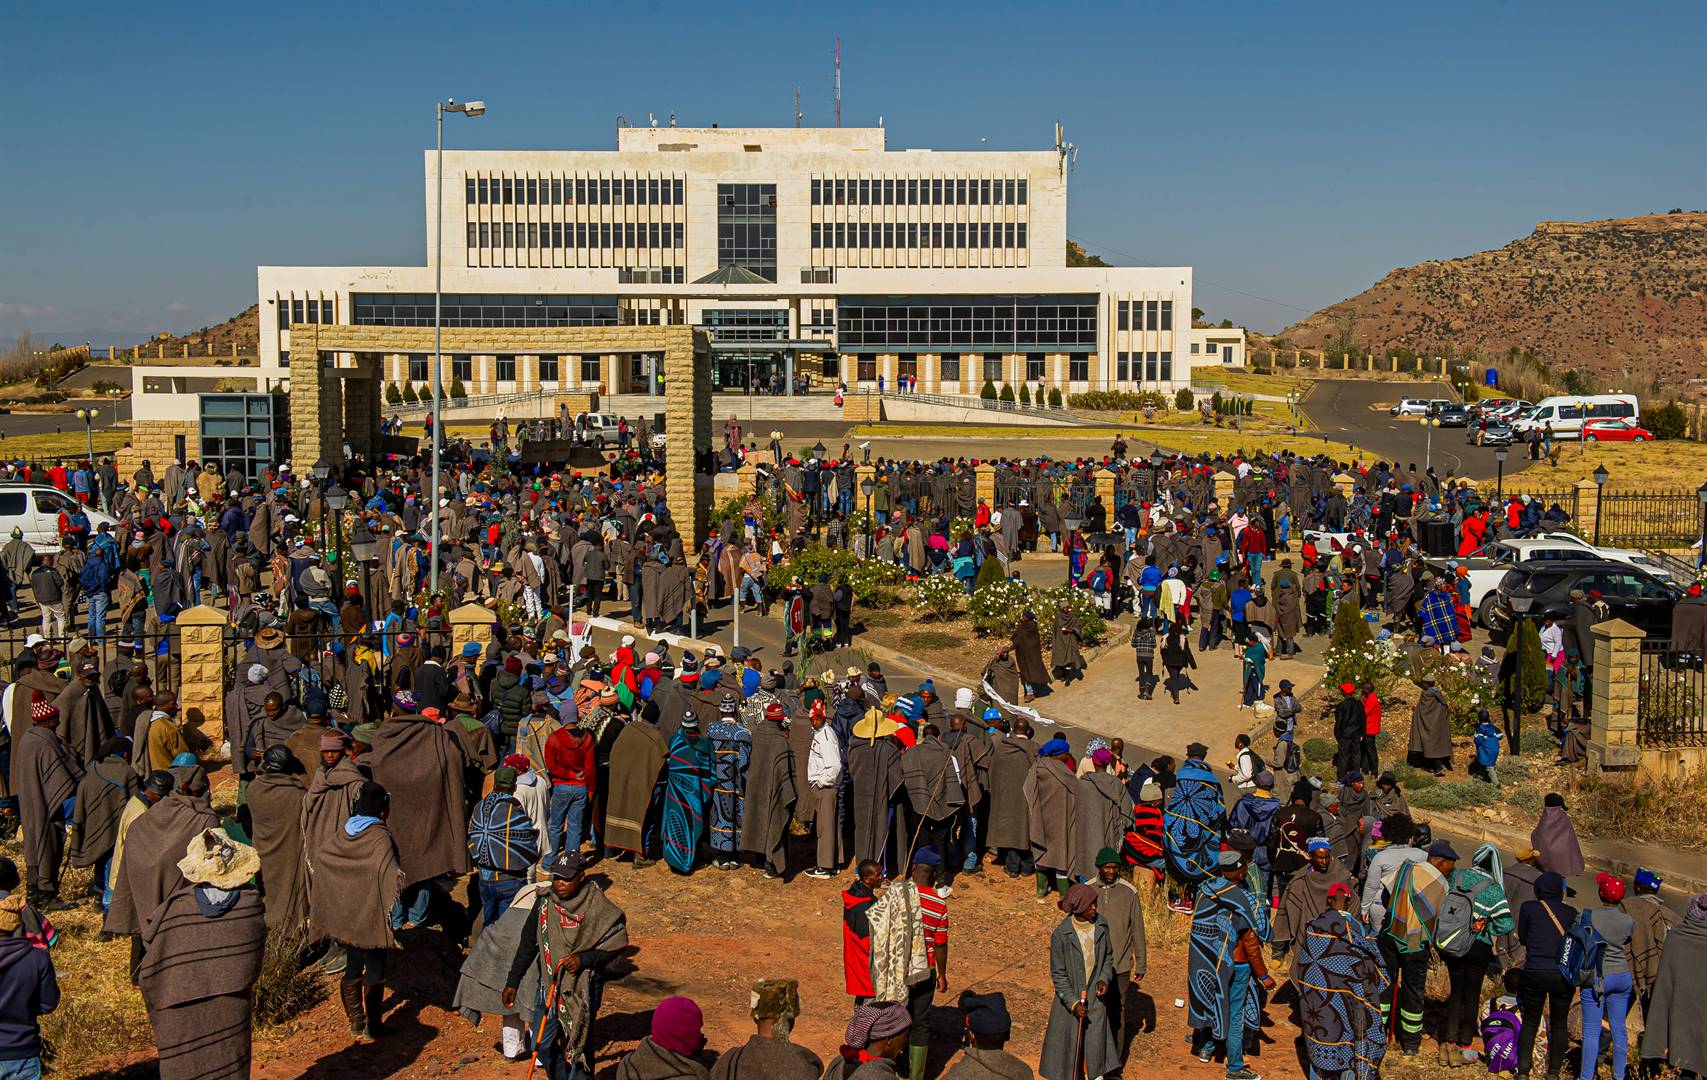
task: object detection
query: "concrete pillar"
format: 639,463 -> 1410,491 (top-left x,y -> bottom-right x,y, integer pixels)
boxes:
975,464 -> 996,507
449,601 -> 498,661
1575,478 -> 1599,542
176,605 -> 229,750
1333,472 -> 1356,501
1588,618 -> 1644,772
1095,469 -> 1116,511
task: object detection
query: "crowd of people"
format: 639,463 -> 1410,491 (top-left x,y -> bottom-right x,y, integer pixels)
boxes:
0,435 -> 1698,1080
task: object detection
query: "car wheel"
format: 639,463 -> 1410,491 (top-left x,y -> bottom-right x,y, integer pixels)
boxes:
1633,434 -> 1647,442
1584,434 -> 1598,443
1476,594 -> 1498,629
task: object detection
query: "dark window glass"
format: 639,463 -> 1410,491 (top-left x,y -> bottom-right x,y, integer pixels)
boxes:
907,179 -> 918,204
980,179 -> 991,204
940,354 -> 960,381
480,223 -> 490,247
539,355 -> 559,382
932,179 -> 943,204
624,178 -> 635,204
478,178 -> 489,204
858,179 -> 870,204
452,355 -> 472,381
278,300 -> 292,329
465,178 -> 476,203
496,356 -> 516,381
501,179 -> 513,203
673,179 -> 683,204
574,178 -> 586,203
897,353 -> 917,379
1018,180 -> 1028,204
1017,223 -> 1027,249
1160,300 -> 1173,331
407,354 -> 428,382
983,353 -> 1002,383
883,179 -> 894,204
1026,353 -> 1045,381
1069,356 -> 1088,382
811,179 -> 821,205
526,179 -> 538,205
1159,351 -> 1173,381
467,222 -> 477,247
1118,301 -> 1130,331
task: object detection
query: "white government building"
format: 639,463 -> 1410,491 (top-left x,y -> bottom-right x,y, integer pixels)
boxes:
247,124 -> 1239,402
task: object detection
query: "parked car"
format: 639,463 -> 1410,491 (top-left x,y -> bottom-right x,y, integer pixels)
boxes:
1469,421 -> 1516,447
1432,403 -> 1469,427
1485,558 -> 1679,640
0,485 -> 120,553
1391,398 -> 1434,417
1510,394 -> 1640,441
573,412 -> 625,447
1581,418 -> 1654,442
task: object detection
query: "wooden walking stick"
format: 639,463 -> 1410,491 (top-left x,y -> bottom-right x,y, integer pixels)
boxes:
1073,989 -> 1088,1080
524,955 -> 579,1080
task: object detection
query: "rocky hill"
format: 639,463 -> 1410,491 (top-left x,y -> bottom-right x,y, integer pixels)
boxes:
139,304 -> 260,357
1281,212 -> 1707,388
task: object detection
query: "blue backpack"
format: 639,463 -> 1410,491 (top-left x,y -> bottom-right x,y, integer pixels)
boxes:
1557,908 -> 1607,988
79,556 -> 112,593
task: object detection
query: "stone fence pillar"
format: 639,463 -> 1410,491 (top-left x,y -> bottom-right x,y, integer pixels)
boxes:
450,601 -> 499,660
1213,470 -> 1235,507
1587,617 -> 1643,773
1574,478 -> 1599,542
1333,472 -> 1357,502
176,605 -> 229,752
975,464 -> 996,508
1095,469 -> 1116,513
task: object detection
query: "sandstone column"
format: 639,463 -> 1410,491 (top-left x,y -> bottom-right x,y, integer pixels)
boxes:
449,601 -> 499,661
176,605 -> 230,753
1587,618 -> 1643,774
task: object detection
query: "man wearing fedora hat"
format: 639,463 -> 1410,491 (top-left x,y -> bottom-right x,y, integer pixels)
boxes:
137,830 -> 266,1079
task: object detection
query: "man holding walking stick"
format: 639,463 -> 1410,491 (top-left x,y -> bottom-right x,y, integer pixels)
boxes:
1041,883 -> 1118,1080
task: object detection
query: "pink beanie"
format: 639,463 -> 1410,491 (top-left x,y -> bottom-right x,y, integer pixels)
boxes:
650,996 -> 704,1056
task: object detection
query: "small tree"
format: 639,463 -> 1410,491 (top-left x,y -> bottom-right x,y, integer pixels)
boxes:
972,551 -> 1005,593
1331,600 -> 1373,653
999,384 -> 1016,404
401,382 -> 418,404
1174,387 -> 1194,411
449,375 -> 468,400
1018,384 -> 1032,405
1640,402 -> 1686,440
979,380 -> 998,401
1047,387 -> 1063,408
1507,619 -> 1548,712
1210,390 -> 1225,415
385,382 -> 403,405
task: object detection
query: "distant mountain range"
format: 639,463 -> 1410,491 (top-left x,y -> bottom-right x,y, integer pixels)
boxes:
1279,211 -> 1707,389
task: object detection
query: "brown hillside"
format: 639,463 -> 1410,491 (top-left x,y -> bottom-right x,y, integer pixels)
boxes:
1281,212 -> 1707,388
143,304 -> 260,356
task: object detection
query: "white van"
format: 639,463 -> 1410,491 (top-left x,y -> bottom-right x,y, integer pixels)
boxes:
1511,394 -> 1638,440
0,485 -> 120,553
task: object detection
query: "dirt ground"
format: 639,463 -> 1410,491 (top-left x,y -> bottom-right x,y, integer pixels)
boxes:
75,841 -> 1331,1080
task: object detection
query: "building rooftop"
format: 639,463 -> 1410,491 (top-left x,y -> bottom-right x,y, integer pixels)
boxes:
616,125 -> 887,153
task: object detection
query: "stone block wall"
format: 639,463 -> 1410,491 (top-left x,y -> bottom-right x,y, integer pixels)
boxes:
123,420 -> 196,474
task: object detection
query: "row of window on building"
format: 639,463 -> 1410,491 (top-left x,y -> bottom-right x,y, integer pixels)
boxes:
465,176 -> 685,207
844,352 -> 1126,384
397,353 -> 606,384
1114,350 -> 1175,382
467,221 -> 686,250
811,177 -> 1028,207
1116,299 -> 1174,332
811,221 -> 1027,251
276,298 -> 337,328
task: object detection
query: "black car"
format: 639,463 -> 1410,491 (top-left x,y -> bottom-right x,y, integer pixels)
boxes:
1486,558 -> 1680,640
1432,403 -> 1469,427
1468,421 -> 1516,447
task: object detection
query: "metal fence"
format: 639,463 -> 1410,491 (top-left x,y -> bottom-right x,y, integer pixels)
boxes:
1599,491 -> 1703,548
1113,466 -> 1163,509
1517,488 -> 1580,521
1636,637 -> 1707,749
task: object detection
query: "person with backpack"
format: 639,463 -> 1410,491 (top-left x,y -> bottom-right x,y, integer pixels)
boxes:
79,538 -> 114,651
1576,873 -> 1636,1080
1434,846 -> 1514,1067
1515,871 -> 1578,1080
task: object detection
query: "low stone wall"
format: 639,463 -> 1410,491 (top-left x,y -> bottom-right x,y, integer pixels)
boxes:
118,419 -> 193,475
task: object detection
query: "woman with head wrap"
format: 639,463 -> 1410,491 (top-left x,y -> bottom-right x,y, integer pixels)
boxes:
1640,893 -> 1707,1075
1039,883 -> 1118,1080
829,1000 -> 914,1078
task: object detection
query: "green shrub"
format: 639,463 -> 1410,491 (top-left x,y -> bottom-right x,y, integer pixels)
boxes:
1047,388 -> 1063,408
449,375 -> 468,400
1068,390 -> 1169,412
1331,601 -> 1374,652
1639,401 -> 1687,440
1174,387 -> 1194,411
1302,738 -> 1336,764
999,384 -> 1015,404
1033,585 -> 1107,646
980,380 -> 998,401
1507,619 -> 1548,712
1409,780 -> 1501,811
1389,763 -> 1438,790
385,382 -> 403,405
970,576 -> 1031,636
972,552 -> 1005,593
1373,729 -> 1393,750
1019,385 -> 1032,406
90,379 -> 125,394
402,381 -> 419,404
911,573 -> 967,621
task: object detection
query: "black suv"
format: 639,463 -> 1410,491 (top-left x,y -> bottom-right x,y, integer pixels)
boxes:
1432,403 -> 1469,427
1486,559 -> 1680,640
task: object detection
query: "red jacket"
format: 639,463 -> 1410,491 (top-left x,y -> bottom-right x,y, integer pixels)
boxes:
842,884 -> 876,996
1457,514 -> 1486,557
1362,692 -> 1382,736
544,728 -> 596,794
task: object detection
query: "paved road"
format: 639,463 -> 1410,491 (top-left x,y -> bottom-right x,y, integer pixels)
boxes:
1301,379 -> 1531,481
0,398 -> 132,439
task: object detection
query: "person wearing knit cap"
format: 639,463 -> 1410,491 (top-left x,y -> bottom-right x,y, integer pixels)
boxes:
1618,867 -> 1677,1042
467,765 -> 541,929
1332,679 -> 1367,779
707,978 -> 823,1080
1187,848 -> 1268,1077
615,995 -> 710,1078
1089,845 -> 1146,1062
739,696 -> 798,880
1028,735 -> 1079,902
14,693 -> 80,911
942,991 -> 1029,1079
836,1001 -> 912,1077
1041,881 -> 1118,1080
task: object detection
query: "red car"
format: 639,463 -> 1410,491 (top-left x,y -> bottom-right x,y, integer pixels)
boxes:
1581,418 -> 1653,442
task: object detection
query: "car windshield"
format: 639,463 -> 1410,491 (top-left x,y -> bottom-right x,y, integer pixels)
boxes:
1506,569 -> 1565,594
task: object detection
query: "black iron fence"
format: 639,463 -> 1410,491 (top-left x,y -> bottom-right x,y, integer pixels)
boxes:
1113,466 -> 1163,510
1636,637 -> 1707,749
1599,491 -> 1703,548
1518,487 -> 1580,522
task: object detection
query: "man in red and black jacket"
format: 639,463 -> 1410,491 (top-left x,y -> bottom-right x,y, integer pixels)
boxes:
841,859 -> 882,1005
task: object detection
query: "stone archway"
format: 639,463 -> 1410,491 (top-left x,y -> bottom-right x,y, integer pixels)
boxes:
286,323 -> 713,545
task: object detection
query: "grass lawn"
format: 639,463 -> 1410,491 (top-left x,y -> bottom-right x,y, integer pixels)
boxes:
1192,367 -> 1315,398
851,423 -> 1131,440
1142,426 -> 1367,460
1519,437 -> 1707,493
0,428 -> 130,459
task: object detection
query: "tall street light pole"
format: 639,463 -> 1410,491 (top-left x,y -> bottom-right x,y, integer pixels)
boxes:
1592,465 -> 1608,546
1493,446 -> 1508,505
432,97 -> 486,593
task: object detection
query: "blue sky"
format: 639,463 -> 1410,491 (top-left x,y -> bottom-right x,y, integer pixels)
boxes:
2,1 -> 1702,343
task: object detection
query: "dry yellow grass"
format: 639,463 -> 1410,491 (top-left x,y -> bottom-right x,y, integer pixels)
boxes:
0,429 -> 130,459
1520,437 -> 1707,493
1192,368 -> 1316,399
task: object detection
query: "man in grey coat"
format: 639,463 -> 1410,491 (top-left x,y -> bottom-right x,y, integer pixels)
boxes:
1040,883 -> 1118,1080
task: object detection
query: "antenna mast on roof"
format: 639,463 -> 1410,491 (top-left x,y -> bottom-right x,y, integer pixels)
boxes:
834,37 -> 842,128
794,88 -> 803,127
1054,121 -> 1078,177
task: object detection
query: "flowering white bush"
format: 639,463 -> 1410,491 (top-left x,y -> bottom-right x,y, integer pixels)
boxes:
1323,637 -> 1407,697
911,572 -> 967,621
969,577 -> 1033,636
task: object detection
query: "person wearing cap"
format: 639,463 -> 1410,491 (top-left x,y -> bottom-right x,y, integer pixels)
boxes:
1090,847 -> 1146,1056
1228,771 -> 1281,896
136,830 -> 267,1079
1295,880 -> 1388,1080
490,653 -> 532,758
901,724 -> 966,893
309,781 -> 404,1042
1189,850 -> 1271,1078
1331,681 -> 1366,780
467,766 -> 541,928
13,694 -> 82,913
706,978 -> 823,1080
1371,769 -> 1410,821
1436,842 -> 1513,1067
1572,873 -> 1637,1080
1028,737 -> 1078,901
940,991 -> 1031,1080
244,744 -> 310,933
543,698 -> 598,863
1408,673 -> 1452,776
502,851 -> 629,1078
52,654 -> 115,768
1515,870 -> 1579,1079
1272,835 -> 1354,967
1352,813 -> 1431,1054
1041,881 -> 1119,1080
705,695 -> 753,871
614,994 -> 712,1079
1619,867 -> 1678,1039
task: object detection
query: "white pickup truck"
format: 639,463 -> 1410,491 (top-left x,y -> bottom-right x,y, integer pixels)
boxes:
1423,532 -> 1672,627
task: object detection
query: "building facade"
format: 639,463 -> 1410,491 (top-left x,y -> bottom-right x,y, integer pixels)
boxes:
255,125 -> 1211,398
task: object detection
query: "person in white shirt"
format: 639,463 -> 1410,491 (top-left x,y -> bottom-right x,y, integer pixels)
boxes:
1228,733 -> 1260,790
1538,614 -> 1564,676
804,700 -> 843,878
